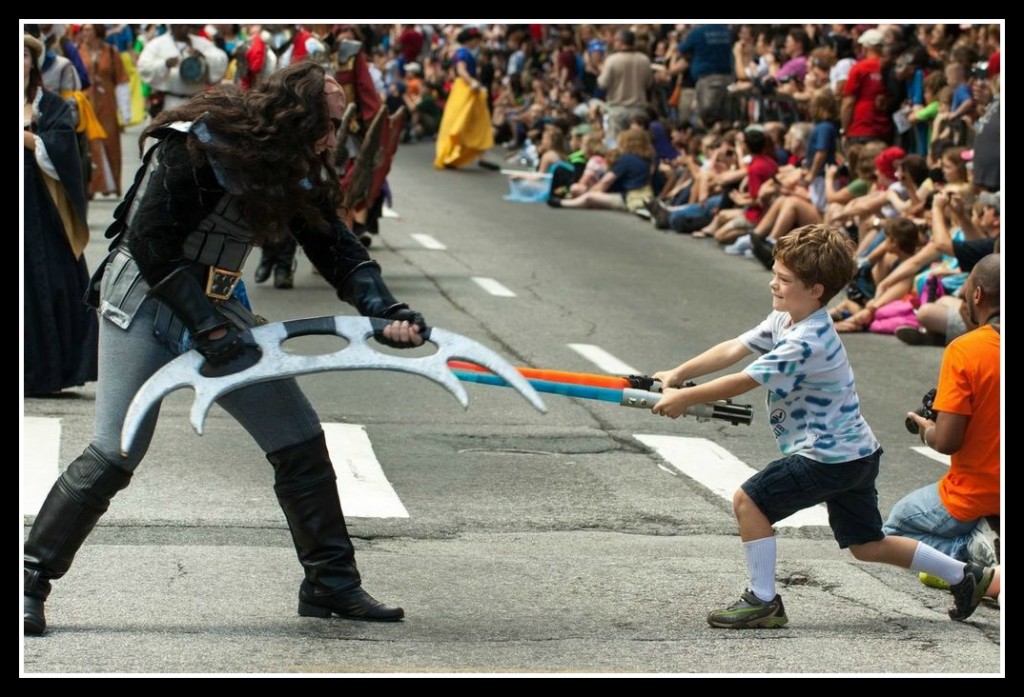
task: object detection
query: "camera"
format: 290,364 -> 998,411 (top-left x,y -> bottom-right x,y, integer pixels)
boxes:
905,388 -> 938,434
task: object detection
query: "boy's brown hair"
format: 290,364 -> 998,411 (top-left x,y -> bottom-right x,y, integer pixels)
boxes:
772,224 -> 858,303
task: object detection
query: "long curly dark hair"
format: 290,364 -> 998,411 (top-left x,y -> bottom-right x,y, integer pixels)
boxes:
141,61 -> 340,243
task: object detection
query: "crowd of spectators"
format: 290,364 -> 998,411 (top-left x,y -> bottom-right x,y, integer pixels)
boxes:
400,22 -> 998,352
33,22 -> 1002,349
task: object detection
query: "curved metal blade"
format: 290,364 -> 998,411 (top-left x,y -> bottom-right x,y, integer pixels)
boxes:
120,316 -> 546,455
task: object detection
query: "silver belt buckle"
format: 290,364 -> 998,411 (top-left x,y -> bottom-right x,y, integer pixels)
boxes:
206,266 -> 242,301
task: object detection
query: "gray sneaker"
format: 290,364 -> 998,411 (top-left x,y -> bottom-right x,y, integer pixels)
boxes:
949,563 -> 995,621
966,526 -> 998,567
707,589 -> 788,629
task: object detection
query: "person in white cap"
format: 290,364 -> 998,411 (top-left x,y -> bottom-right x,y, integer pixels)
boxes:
840,28 -> 893,145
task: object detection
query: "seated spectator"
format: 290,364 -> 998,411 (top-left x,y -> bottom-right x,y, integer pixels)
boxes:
647,139 -> 745,233
770,27 -> 812,97
823,141 -> 883,226
404,78 -> 442,142
801,90 -> 841,213
789,47 -> 834,104
895,190 -> 1000,346
547,127 -> 655,214
536,123 -> 570,174
937,145 -> 970,189
682,126 -> 778,243
762,121 -> 791,166
568,133 -> 609,197
831,218 -> 928,332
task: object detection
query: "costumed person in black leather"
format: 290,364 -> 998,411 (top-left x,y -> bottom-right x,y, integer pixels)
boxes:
251,24 -> 329,288
24,61 -> 425,635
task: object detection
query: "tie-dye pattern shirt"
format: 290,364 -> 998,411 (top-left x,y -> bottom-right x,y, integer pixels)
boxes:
739,308 -> 880,463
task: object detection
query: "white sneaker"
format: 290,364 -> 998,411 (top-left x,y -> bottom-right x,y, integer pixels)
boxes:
724,234 -> 753,256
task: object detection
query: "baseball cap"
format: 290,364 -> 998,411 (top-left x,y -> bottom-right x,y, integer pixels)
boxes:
977,191 -> 1000,213
587,39 -> 607,54
858,29 -> 885,47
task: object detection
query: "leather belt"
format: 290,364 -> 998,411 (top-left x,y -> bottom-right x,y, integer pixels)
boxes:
205,266 -> 243,301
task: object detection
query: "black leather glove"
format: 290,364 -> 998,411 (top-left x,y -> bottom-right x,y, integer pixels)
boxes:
148,265 -> 261,374
195,325 -> 262,376
372,307 -> 429,349
194,324 -> 246,364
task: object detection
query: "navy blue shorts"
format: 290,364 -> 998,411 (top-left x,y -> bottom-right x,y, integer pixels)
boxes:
741,449 -> 885,549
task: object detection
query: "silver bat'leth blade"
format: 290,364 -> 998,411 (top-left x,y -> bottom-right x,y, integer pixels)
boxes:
120,315 -> 546,455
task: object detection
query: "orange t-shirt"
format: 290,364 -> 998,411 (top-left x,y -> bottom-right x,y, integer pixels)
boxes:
935,324 -> 1001,520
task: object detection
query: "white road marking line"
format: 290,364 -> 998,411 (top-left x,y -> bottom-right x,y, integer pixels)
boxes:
410,233 -> 446,250
472,277 -> 516,297
323,423 -> 409,519
21,417 -> 62,517
634,434 -> 830,528
567,344 -> 639,377
910,446 -> 951,467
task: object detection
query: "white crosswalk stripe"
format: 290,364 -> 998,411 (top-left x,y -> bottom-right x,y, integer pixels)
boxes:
322,423 -> 409,518
23,416 -> 939,526
19,419 -> 408,520
410,233 -> 446,250
910,446 -> 951,467
21,417 -> 62,516
472,277 -> 516,297
634,434 -> 830,528
567,344 -> 639,376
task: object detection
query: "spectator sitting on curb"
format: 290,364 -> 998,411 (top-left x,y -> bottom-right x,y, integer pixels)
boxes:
894,190 -> 999,346
547,127 -> 654,214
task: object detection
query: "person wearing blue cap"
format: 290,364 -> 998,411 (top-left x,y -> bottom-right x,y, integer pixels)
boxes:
581,38 -> 607,97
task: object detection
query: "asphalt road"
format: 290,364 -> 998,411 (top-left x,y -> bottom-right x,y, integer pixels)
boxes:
21,123 -> 1003,676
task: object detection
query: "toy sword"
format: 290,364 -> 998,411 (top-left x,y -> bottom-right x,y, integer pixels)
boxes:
449,362 -> 753,426
120,316 -> 547,455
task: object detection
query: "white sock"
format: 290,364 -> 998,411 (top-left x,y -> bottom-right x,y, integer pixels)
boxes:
743,537 -> 777,602
909,542 -> 966,585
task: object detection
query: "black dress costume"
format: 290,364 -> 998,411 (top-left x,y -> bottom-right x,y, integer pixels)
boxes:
23,89 -> 98,396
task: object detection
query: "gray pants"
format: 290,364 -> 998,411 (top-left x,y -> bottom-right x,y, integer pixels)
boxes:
606,104 -> 649,141
92,297 -> 322,471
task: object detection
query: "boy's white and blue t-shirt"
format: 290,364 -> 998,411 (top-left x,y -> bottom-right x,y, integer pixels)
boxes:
739,308 -> 880,464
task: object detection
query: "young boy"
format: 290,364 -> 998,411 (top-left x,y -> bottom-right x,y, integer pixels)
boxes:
650,224 -> 994,628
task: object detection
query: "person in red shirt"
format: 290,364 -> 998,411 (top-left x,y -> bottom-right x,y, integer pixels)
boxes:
395,24 -> 424,74
841,29 -> 892,146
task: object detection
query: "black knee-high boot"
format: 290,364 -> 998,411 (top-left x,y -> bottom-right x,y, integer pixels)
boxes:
24,447 -> 133,635
268,433 -> 403,622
